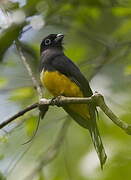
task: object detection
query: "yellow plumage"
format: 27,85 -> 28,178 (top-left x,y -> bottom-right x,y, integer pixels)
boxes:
40,70 -> 90,119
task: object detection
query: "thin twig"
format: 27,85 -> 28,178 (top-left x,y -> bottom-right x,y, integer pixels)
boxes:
15,40 -> 43,99
0,103 -> 38,129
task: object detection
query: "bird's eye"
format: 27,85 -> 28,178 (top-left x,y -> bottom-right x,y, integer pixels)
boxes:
45,39 -> 51,45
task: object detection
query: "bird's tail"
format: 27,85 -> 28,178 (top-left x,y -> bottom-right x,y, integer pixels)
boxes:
63,105 -> 107,168
89,123 -> 107,169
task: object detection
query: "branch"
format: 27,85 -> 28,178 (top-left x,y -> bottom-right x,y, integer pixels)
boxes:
39,96 -> 93,105
41,94 -> 131,135
92,93 -> 131,135
0,103 -> 38,129
1,93 -> 131,135
15,40 -> 43,99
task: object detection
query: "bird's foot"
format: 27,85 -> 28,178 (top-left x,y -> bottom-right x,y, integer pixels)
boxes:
51,95 -> 63,107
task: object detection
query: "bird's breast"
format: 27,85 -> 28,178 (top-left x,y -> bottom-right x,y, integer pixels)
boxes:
40,70 -> 90,119
40,70 -> 83,97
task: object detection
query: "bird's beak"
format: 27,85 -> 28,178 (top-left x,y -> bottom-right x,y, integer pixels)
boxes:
55,34 -> 64,43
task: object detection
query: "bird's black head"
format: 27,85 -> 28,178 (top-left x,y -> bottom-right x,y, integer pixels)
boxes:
40,34 -> 64,54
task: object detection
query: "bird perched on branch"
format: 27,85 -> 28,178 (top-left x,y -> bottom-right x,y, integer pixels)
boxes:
40,33 -> 107,168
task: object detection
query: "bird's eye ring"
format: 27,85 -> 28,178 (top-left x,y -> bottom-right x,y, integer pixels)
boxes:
45,39 -> 51,45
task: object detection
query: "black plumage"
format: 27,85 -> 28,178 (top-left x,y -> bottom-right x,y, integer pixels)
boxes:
40,34 -> 107,168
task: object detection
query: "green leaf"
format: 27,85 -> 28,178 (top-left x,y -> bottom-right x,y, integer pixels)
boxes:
37,172 -> 45,180
10,87 -> 35,101
0,154 -> 4,161
0,77 -> 8,88
0,24 -> 24,62
113,20 -> 131,38
124,65 -> 131,75
0,135 -> 8,143
112,8 -> 131,17
0,171 -> 6,180
25,116 -> 38,137
65,44 -> 87,63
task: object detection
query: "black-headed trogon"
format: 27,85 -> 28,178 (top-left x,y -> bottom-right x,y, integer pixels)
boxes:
40,34 -> 107,168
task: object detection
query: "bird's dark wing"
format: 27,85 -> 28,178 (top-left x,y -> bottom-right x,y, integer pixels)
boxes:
52,54 -> 93,97
51,54 -> 107,168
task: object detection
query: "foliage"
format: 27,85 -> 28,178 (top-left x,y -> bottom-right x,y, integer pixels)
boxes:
0,0 -> 131,180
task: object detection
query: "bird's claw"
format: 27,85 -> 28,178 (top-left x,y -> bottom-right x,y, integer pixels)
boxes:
51,96 -> 62,107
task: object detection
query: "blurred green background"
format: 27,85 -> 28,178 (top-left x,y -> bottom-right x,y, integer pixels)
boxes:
0,0 -> 131,180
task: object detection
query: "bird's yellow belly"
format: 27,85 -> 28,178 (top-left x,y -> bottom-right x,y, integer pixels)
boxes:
40,70 -> 90,118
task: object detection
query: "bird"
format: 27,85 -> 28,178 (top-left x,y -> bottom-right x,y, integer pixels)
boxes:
40,33 -> 107,168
